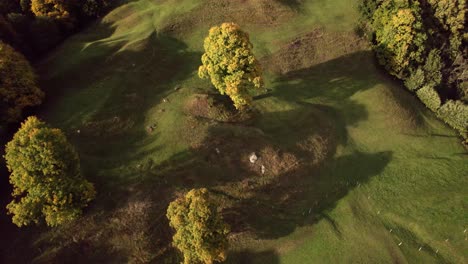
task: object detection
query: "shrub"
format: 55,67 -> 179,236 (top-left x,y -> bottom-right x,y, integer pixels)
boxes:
458,82 -> 468,103
423,49 -> 443,88
5,116 -> 96,227
416,85 -> 441,111
405,67 -> 425,91
20,0 -> 32,13
167,188 -> 229,264
359,0 -> 385,21
0,42 -> 44,123
198,23 -> 264,110
437,100 -> 468,135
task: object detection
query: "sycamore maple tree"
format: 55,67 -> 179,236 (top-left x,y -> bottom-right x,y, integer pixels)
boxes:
0,42 -> 44,124
31,0 -> 71,19
198,22 -> 264,110
5,116 -> 95,227
167,188 -> 229,264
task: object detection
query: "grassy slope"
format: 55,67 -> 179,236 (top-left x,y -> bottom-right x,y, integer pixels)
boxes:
4,0 -> 466,263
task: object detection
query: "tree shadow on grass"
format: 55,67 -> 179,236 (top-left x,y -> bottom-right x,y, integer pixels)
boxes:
234,150 -> 392,239
226,51 -> 394,239
37,21 -> 202,186
225,249 -> 279,264
142,106 -> 392,241
31,240 -> 129,264
271,50 -> 381,105
274,0 -> 303,11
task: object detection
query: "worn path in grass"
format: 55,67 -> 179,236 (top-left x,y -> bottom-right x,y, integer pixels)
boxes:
1,0 -> 466,263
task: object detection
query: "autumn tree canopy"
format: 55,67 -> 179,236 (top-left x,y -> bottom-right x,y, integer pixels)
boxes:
31,0 -> 71,19
427,0 -> 466,51
167,188 -> 229,264
372,0 -> 427,78
0,42 -> 44,124
198,23 -> 264,110
5,116 -> 96,227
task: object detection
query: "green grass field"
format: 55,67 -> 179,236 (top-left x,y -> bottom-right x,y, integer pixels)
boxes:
2,0 -> 467,263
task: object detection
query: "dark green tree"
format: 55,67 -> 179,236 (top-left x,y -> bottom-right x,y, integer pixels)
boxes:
5,116 -> 96,227
0,42 -> 44,123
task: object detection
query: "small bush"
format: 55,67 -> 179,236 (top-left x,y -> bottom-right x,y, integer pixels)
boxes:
405,67 -> 425,91
416,85 -> 441,112
458,82 -> 468,103
437,100 -> 468,135
423,49 -> 443,88
20,0 -> 32,13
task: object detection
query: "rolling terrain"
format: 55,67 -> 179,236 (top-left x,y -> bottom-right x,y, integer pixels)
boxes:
1,0 -> 467,263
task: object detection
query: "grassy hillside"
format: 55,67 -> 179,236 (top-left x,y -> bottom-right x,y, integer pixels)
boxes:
2,0 -> 467,263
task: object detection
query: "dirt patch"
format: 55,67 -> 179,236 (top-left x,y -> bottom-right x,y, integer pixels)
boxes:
184,93 -> 257,124
163,0 -> 298,35
192,124 -> 300,178
262,28 -> 369,74
79,116 -> 135,137
249,146 -> 300,176
296,127 -> 336,165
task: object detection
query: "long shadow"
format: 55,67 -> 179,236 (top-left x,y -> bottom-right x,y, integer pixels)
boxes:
28,240 -> 128,264
37,23 -> 201,184
227,150 -> 392,239
275,0 -> 303,11
272,50 -> 380,102
225,249 -> 279,264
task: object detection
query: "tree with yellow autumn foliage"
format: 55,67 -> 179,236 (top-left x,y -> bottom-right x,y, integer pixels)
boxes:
167,188 -> 229,264
428,0 -> 466,52
5,116 -> 95,227
31,0 -> 71,19
372,0 -> 427,78
0,42 -> 44,124
198,23 -> 264,110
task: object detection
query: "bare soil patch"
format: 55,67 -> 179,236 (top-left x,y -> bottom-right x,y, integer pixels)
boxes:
262,28 -> 369,74
163,0 -> 299,35
184,93 -> 257,124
